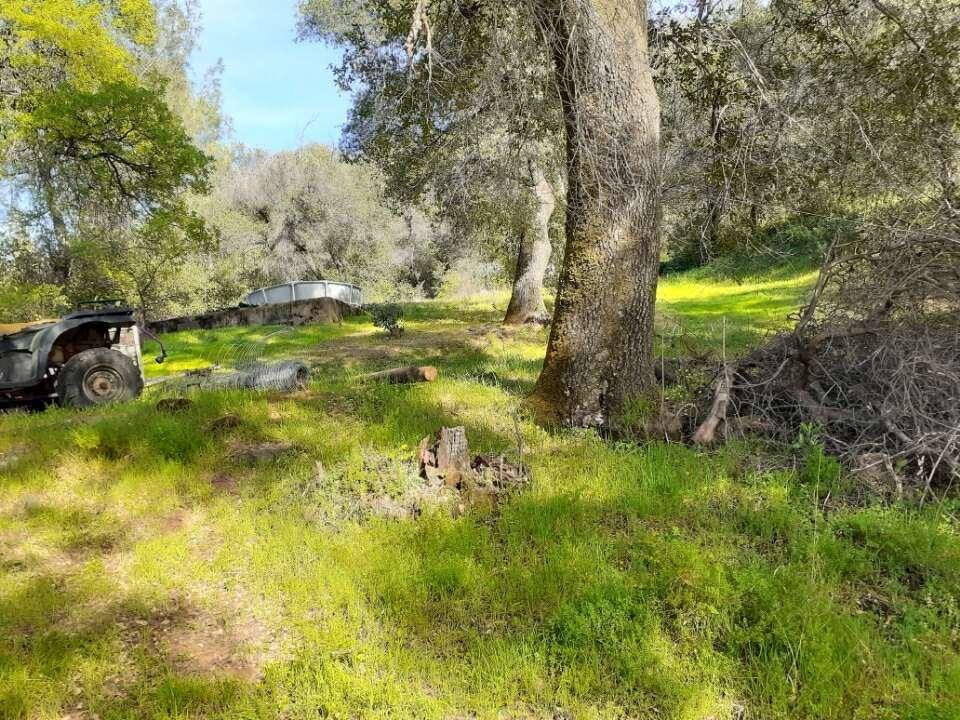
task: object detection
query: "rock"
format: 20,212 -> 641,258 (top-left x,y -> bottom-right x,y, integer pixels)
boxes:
210,474 -> 239,493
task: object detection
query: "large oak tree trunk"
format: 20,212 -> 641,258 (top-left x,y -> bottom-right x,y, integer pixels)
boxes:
504,161 -> 556,325
528,0 -> 662,429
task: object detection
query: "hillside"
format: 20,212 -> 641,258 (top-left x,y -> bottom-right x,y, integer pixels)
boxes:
1,272 -> 957,720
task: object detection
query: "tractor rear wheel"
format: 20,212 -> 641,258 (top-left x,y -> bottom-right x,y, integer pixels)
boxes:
56,348 -> 143,408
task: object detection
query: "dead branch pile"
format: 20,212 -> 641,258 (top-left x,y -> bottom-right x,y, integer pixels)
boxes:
695,219 -> 960,494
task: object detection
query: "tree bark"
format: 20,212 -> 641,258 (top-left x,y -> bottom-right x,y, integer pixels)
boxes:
528,0 -> 662,429
38,162 -> 72,284
504,160 -> 556,325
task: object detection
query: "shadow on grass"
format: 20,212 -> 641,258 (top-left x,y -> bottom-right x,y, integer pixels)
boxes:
0,568 -> 256,719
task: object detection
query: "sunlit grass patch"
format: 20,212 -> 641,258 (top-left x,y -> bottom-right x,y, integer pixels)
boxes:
658,271 -> 816,354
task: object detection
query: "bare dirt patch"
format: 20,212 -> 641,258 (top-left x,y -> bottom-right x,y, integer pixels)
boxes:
210,472 -> 240,493
163,607 -> 266,682
160,507 -> 200,533
109,591 -> 282,685
307,328 -> 491,371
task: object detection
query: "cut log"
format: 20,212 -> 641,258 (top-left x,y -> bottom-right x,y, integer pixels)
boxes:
365,366 -> 439,384
692,364 -> 733,445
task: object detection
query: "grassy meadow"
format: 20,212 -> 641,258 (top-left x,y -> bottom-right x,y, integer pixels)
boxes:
1,272 -> 958,720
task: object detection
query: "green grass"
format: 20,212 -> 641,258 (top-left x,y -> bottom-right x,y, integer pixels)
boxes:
2,271 -> 958,720
658,271 -> 817,355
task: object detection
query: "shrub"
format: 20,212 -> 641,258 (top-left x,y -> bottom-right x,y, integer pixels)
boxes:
438,255 -> 504,299
794,423 -> 842,488
368,303 -> 404,338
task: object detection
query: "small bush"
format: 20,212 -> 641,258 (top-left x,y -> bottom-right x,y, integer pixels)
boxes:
368,303 -> 404,338
794,423 -> 842,487
663,215 -> 851,279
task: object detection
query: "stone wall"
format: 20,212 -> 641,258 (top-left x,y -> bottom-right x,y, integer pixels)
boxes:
149,297 -> 358,335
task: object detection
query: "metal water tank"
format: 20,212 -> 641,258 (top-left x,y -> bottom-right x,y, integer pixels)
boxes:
243,281 -> 362,308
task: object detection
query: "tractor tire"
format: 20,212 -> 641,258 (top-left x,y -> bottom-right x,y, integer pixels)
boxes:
56,348 -> 143,408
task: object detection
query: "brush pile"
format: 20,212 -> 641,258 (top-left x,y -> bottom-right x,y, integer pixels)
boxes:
693,220 -> 960,498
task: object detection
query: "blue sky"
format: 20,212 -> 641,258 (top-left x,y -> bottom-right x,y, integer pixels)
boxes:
192,0 -> 351,151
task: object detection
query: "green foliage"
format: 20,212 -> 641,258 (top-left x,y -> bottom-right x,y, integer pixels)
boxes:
665,216 -> 852,279
367,303 -> 404,338
793,423 -> 843,488
0,281 -> 67,322
437,255 -> 505,300
0,0 -> 157,142
27,81 -> 211,202
655,0 -> 960,270
193,144 -> 410,304
299,0 -> 563,284
0,0 -> 218,320
7,81 -> 216,318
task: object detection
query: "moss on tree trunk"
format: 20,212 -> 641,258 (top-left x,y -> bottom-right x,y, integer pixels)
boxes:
528,0 -> 662,429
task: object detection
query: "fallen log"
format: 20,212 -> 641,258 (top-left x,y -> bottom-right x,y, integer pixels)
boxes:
365,366 -> 439,384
